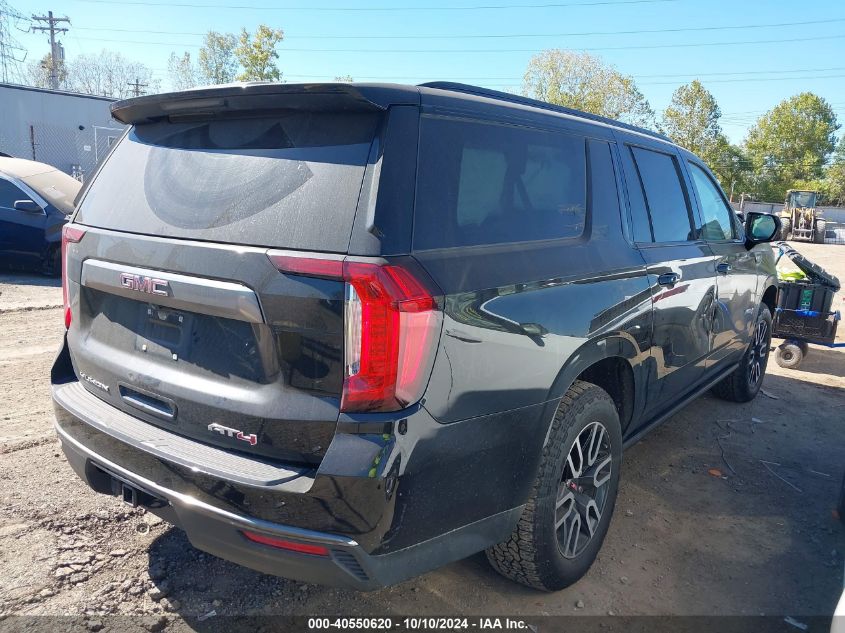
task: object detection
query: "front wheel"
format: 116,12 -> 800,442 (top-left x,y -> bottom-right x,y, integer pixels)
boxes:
780,218 -> 792,241
486,380 -> 622,591
814,220 -> 827,244
711,306 -> 773,402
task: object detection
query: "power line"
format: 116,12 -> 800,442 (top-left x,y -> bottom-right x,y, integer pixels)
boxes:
70,32 -> 845,52
0,0 -> 29,83
72,0 -> 678,11
71,16 -> 845,39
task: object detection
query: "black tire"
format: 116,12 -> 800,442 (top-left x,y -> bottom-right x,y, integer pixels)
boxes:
711,305 -> 773,402
780,218 -> 792,241
486,380 -> 622,591
775,342 -> 804,369
40,246 -> 61,277
814,220 -> 827,244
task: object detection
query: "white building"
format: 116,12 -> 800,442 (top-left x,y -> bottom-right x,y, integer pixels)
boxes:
0,83 -> 125,180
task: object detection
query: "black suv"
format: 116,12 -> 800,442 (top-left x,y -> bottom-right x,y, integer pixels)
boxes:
52,82 -> 780,591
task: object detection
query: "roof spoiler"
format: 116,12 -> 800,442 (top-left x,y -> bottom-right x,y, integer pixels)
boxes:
110,82 -> 420,125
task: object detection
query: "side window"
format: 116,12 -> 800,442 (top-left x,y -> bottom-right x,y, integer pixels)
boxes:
688,162 -> 736,241
0,179 -> 25,209
629,146 -> 695,243
414,116 -> 587,249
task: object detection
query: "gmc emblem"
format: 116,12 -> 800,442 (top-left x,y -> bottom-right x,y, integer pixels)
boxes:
119,273 -> 169,296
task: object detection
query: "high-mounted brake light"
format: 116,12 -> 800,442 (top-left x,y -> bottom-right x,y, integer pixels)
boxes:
268,252 -> 442,413
61,225 -> 86,329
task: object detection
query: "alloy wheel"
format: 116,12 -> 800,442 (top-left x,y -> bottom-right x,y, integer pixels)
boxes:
748,318 -> 769,386
555,421 -> 613,559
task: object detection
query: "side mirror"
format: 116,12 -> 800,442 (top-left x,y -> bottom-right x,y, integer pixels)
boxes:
14,199 -> 43,213
744,212 -> 780,249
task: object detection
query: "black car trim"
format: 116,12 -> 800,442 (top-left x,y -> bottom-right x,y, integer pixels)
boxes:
54,382 -> 310,489
54,418 -> 356,546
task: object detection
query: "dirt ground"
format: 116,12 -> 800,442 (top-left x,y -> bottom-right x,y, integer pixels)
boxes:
0,243 -> 843,631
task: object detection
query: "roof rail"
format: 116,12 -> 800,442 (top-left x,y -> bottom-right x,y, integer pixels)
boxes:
419,81 -> 671,143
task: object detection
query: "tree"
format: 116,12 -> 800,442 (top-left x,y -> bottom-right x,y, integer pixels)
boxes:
235,25 -> 284,82
334,75 -> 354,83
168,52 -> 197,91
744,93 -> 840,200
24,53 -> 66,89
820,139 -> 845,205
198,31 -> 238,85
709,139 -> 753,201
662,81 -> 722,163
522,50 -> 656,129
67,50 -> 160,98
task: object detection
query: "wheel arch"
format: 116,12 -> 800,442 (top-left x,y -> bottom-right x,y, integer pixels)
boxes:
761,282 -> 778,316
547,335 -> 645,437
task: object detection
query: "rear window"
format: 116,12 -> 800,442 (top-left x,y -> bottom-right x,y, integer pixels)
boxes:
75,111 -> 379,251
414,116 -> 587,250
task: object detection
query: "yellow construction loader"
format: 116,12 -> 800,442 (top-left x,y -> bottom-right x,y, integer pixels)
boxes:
779,189 -> 826,243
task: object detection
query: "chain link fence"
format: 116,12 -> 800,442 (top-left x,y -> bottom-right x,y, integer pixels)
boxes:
1,83 -> 124,182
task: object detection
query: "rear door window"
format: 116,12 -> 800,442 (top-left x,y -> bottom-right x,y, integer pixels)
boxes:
414,116 -> 587,249
75,111 -> 380,252
629,146 -> 695,243
687,162 -> 736,241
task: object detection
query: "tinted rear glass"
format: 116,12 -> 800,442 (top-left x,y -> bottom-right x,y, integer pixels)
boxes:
75,111 -> 379,252
414,116 -> 586,249
629,146 -> 694,243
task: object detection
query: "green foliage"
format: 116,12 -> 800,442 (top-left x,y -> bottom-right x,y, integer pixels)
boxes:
744,93 -> 839,201
819,139 -> 845,205
334,75 -> 354,83
198,32 -> 238,85
235,25 -> 285,82
522,50 -> 656,129
662,81 -> 722,163
25,54 -> 67,89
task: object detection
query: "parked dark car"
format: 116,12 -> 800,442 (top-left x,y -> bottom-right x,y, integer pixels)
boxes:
52,82 -> 780,592
0,157 -> 81,275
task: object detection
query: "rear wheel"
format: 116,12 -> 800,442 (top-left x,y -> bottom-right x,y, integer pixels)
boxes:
814,220 -> 827,244
486,380 -> 622,591
40,246 -> 61,277
775,342 -> 804,369
712,306 -> 772,402
780,218 -> 792,241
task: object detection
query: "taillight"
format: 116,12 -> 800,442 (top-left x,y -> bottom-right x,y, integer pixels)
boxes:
61,225 -> 86,329
268,252 -> 442,413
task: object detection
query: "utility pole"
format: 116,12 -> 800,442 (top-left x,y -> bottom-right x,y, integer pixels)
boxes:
31,10 -> 69,90
127,77 -> 147,97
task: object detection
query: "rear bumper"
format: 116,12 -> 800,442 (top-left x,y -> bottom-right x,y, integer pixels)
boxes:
56,420 -> 380,588
53,378 -> 536,589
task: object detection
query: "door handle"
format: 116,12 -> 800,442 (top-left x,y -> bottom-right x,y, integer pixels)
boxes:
716,262 -> 732,275
657,272 -> 681,287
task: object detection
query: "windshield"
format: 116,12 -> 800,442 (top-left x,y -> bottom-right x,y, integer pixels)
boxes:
789,191 -> 817,207
21,169 -> 82,215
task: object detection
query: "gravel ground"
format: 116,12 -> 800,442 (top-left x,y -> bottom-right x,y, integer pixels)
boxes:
0,243 -> 843,631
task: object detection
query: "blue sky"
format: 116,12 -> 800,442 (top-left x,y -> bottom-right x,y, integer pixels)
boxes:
12,0 -> 845,144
